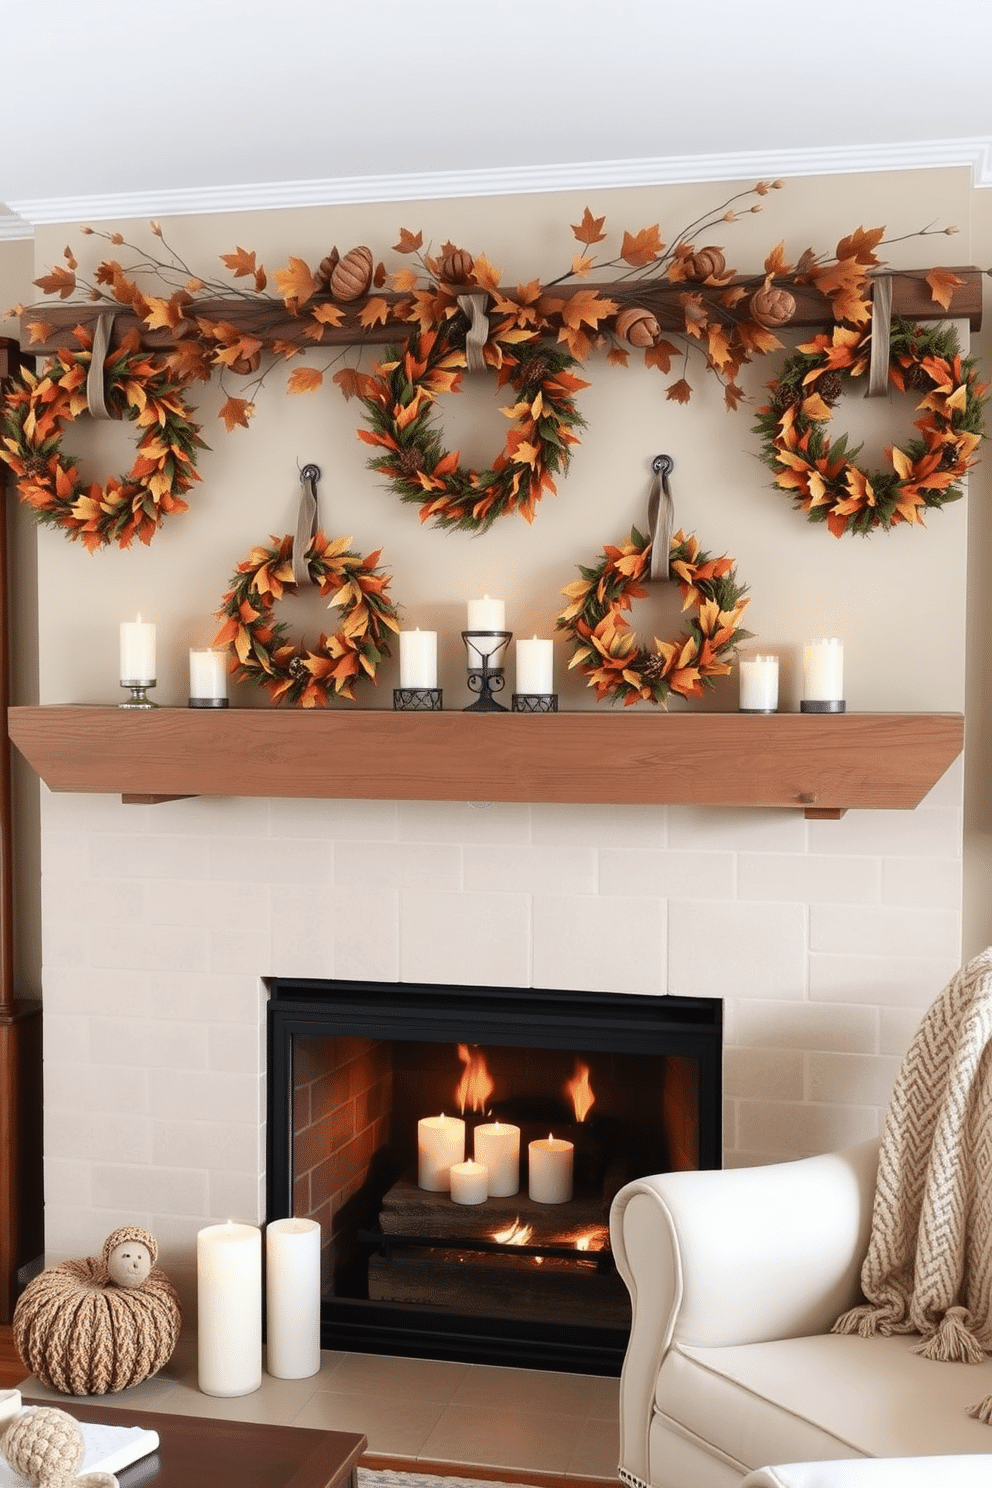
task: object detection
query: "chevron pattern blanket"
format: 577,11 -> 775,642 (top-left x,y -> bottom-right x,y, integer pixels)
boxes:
834,948 -> 992,1421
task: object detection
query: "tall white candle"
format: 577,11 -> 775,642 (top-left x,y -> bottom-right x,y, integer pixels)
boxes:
417,1113 -> 466,1191
197,1221 -> 262,1396
189,648 -> 229,700
528,1134 -> 574,1204
803,638 -> 844,701
399,629 -> 438,688
474,1121 -> 520,1197
265,1217 -> 321,1380
739,655 -> 779,712
516,637 -> 554,695
120,616 -> 156,681
450,1159 -> 489,1205
467,595 -> 505,631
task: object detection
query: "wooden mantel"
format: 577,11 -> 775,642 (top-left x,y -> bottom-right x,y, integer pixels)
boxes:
7,706 -> 964,819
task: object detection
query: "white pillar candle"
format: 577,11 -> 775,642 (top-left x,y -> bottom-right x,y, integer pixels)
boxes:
197,1221 -> 262,1396
473,1121 -> 520,1197
189,648 -> 229,700
120,615 -> 156,681
417,1113 -> 466,1191
516,637 -> 554,695
467,595 -> 505,631
265,1217 -> 321,1380
803,638 -> 844,701
739,655 -> 779,712
528,1134 -> 574,1205
450,1159 -> 489,1205
399,629 -> 438,688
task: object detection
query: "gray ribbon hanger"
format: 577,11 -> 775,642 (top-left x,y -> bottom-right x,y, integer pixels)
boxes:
86,312 -> 116,420
866,272 -> 893,398
456,292 -> 490,373
647,454 -> 675,581
293,463 -> 321,587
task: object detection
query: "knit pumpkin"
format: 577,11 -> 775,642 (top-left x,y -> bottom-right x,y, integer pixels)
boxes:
330,246 -> 373,301
749,285 -> 797,328
12,1228 -> 181,1395
687,246 -> 726,281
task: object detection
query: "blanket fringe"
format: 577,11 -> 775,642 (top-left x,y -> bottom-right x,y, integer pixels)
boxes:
912,1306 -> 986,1365
832,1304 -> 887,1338
968,1393 -> 992,1425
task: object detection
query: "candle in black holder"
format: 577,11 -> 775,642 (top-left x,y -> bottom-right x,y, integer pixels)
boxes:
462,630 -> 512,712
512,637 -> 556,712
395,629 -> 441,711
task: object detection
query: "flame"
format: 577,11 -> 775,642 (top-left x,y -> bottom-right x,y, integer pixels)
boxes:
455,1043 -> 495,1114
574,1228 -> 601,1252
493,1218 -> 533,1246
566,1061 -> 595,1123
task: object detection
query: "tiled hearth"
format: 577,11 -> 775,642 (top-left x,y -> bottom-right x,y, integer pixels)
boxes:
39,766 -> 962,1317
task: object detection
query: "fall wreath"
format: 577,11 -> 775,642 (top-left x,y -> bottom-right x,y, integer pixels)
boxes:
754,318 -> 988,538
213,530 -> 400,707
557,527 -> 750,706
356,318 -> 588,533
0,328 -> 205,551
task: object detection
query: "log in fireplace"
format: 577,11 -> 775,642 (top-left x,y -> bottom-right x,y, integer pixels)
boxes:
266,978 -> 722,1375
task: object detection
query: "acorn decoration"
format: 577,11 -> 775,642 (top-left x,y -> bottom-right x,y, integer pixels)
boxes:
228,348 -> 261,376
687,246 -> 726,281
749,285 -> 796,328
330,245 -> 374,302
615,306 -> 661,348
439,248 -> 475,284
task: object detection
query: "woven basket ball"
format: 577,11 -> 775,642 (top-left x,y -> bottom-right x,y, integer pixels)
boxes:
12,1227 -> 181,1395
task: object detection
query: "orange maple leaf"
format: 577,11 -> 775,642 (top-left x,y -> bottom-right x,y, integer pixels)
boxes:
560,288 -> 619,331
310,302 -> 345,329
666,379 -> 693,404
763,241 -> 791,276
812,258 -> 871,325
835,226 -> 885,266
572,208 -> 607,245
571,252 -> 596,278
644,339 -> 678,373
620,225 -> 664,267
34,267 -> 76,300
287,367 -> 324,395
219,397 -> 254,432
358,297 -> 390,329
608,347 -> 629,367
274,256 -> 319,310
26,320 -> 53,345
221,246 -> 259,279
926,268 -> 965,311
393,228 -> 423,254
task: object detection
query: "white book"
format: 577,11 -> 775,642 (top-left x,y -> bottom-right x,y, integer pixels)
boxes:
0,1412 -> 159,1486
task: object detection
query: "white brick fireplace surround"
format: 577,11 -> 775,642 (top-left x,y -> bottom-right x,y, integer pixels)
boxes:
39,767 -> 962,1309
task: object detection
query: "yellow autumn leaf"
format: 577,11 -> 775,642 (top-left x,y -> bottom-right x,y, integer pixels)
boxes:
287,367 -> 324,395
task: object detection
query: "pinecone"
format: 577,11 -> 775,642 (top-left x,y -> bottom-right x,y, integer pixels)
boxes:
639,652 -> 669,683
22,454 -> 51,478
397,447 -> 425,477
773,384 -> 801,413
904,362 -> 933,393
940,443 -> 960,470
817,371 -> 844,404
519,355 -> 551,387
288,656 -> 309,680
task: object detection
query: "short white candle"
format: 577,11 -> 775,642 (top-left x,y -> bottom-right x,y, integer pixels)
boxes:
516,637 -> 554,695
467,595 -> 505,631
417,1113 -> 466,1192
739,654 -> 779,712
189,648 -> 229,700
473,1121 -> 520,1197
399,629 -> 438,688
803,638 -> 844,701
450,1159 -> 489,1205
197,1221 -> 262,1396
265,1217 -> 321,1380
120,615 -> 156,682
528,1134 -> 574,1205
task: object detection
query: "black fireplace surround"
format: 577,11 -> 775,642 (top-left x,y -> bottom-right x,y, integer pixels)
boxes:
267,977 -> 722,1375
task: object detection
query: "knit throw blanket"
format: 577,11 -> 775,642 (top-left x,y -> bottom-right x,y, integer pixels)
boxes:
833,947 -> 992,1422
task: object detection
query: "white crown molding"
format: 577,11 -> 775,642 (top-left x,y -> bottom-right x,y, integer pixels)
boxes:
6,137 -> 992,232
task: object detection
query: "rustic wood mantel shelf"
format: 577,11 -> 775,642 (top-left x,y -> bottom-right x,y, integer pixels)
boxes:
6,706 -> 963,820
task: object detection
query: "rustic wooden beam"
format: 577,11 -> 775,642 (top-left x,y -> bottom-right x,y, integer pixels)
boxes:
19,267 -> 983,356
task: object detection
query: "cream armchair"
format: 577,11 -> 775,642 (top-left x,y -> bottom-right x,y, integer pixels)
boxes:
610,1139 -> 992,1488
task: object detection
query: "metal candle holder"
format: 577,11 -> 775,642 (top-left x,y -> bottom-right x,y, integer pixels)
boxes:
800,699 -> 846,714
512,694 -> 558,713
119,680 -> 157,709
393,687 -> 443,711
462,631 -> 511,712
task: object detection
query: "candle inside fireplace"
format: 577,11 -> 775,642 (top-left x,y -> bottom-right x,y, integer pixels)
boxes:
265,1216 -> 321,1379
450,1158 -> 489,1204
196,1221 -> 262,1396
417,1113 -> 466,1191
473,1120 -> 520,1196
528,1134 -> 574,1204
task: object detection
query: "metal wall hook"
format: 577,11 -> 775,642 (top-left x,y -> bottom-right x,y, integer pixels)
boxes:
652,454 -> 674,477
300,463 -> 321,488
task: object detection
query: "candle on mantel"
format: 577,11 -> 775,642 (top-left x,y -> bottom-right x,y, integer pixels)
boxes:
467,595 -> 505,632
473,1121 -> 520,1197
803,638 -> 844,703
450,1158 -> 489,1205
265,1217 -> 321,1380
738,655 -> 779,713
399,629 -> 438,688
515,637 -> 554,695
196,1221 -> 262,1396
417,1113 -> 466,1192
120,615 -> 156,682
528,1134 -> 574,1205
189,648 -> 229,703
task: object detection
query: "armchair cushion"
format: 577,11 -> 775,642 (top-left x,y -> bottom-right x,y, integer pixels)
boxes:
741,1458 -> 992,1488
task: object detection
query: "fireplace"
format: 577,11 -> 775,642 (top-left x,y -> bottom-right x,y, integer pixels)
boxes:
266,977 -> 722,1374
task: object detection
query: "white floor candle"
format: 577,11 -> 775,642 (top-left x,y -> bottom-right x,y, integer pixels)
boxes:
450,1159 -> 489,1204
197,1222 -> 262,1396
528,1134 -> 574,1204
473,1121 -> 520,1196
265,1217 -> 321,1379
417,1113 -> 466,1191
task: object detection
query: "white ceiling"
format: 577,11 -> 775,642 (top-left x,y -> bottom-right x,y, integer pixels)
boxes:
3,0 -> 992,233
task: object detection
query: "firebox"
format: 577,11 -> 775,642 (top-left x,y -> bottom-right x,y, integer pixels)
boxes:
266,978 -> 722,1375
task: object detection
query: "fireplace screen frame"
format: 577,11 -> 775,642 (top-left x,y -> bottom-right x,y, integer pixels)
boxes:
266,977 -> 722,1374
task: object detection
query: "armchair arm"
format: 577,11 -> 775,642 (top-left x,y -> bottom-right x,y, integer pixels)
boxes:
742,1459 -> 992,1488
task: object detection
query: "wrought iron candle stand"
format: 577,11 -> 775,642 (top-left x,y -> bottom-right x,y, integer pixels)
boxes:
462,631 -> 512,712
512,693 -> 558,712
393,687 -> 443,711
119,680 -> 157,709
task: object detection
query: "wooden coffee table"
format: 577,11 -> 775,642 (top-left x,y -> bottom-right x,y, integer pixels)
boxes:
37,1400 -> 366,1488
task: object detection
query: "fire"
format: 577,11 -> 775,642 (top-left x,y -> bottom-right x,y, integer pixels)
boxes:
566,1061 -> 595,1122
493,1219 -> 533,1246
574,1228 -> 603,1252
455,1044 -> 495,1114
